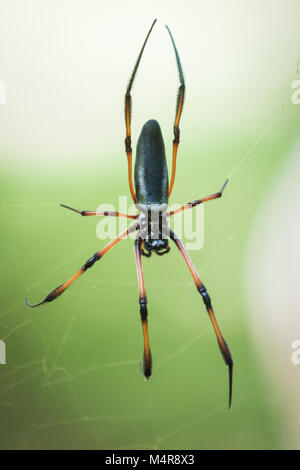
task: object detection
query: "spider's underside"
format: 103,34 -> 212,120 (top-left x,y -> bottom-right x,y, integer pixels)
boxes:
25,19 -> 233,408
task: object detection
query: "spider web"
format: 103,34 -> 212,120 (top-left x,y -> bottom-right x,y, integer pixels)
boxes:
0,90 -> 291,449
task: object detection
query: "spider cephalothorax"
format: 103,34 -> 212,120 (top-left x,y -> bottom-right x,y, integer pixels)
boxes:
137,203 -> 170,256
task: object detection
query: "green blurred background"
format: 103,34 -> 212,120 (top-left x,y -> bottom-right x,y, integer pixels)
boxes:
1,0 -> 300,449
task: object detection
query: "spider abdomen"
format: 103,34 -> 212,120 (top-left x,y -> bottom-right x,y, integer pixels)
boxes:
134,119 -> 169,207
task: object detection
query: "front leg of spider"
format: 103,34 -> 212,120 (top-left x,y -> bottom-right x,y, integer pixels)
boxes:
170,230 -> 233,408
135,236 -> 152,379
25,225 -> 138,308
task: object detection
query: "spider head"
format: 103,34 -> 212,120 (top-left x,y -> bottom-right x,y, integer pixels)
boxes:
144,238 -> 169,253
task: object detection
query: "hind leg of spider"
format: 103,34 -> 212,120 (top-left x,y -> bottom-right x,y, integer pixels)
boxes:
165,25 -> 185,197
170,230 -> 233,409
167,179 -> 229,217
60,204 -> 138,219
25,224 -> 138,308
135,235 -> 152,379
125,19 -> 157,202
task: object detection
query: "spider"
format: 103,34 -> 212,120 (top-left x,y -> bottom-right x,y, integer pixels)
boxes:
26,19 -> 233,408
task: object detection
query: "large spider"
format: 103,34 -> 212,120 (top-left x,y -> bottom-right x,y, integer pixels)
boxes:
26,19 -> 233,408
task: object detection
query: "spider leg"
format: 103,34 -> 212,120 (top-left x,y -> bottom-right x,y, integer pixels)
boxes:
135,235 -> 152,379
60,204 -> 138,219
125,19 -> 157,203
167,179 -> 228,217
25,223 -> 139,308
166,25 -> 185,197
140,240 -> 152,257
170,230 -> 233,408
